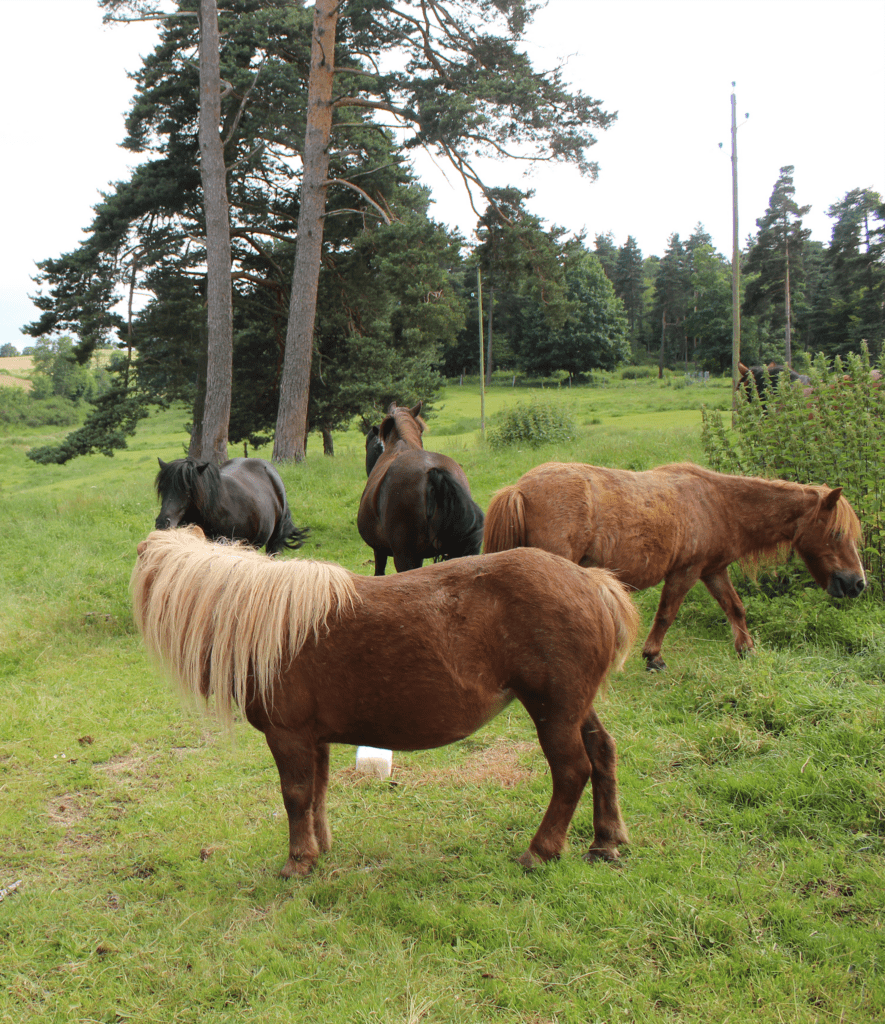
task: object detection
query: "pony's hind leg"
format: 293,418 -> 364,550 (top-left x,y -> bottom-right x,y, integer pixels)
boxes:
263,725 -> 322,877
519,706 -> 592,869
581,708 -> 628,862
312,742 -> 332,853
373,548 -> 389,576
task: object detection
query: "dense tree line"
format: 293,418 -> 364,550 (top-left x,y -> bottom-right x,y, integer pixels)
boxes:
24,0 -> 619,461
587,168 -> 884,376
21,2 -> 883,460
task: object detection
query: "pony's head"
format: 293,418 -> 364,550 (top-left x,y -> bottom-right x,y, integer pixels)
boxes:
792,486 -> 866,599
378,402 -> 426,449
154,457 -> 220,530
365,425 -> 384,476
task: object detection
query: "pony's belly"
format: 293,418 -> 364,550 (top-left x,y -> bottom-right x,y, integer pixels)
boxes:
322,688 -> 515,753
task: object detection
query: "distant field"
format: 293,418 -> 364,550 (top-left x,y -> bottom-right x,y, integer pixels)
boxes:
0,354 -> 32,389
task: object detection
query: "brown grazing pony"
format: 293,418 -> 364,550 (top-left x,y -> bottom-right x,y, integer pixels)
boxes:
131,526 -> 639,876
357,402 -> 484,574
484,461 -> 866,671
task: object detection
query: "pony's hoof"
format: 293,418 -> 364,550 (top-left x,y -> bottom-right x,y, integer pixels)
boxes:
583,846 -> 622,865
645,657 -> 666,672
280,855 -> 316,878
517,849 -> 554,871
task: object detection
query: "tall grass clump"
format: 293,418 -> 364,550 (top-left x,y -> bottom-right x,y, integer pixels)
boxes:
702,345 -> 885,597
486,398 -> 577,450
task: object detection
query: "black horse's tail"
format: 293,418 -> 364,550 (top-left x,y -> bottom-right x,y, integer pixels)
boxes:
267,505 -> 310,555
426,468 -> 485,561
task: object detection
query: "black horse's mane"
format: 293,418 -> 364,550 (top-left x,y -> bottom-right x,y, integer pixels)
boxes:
155,458 -> 221,513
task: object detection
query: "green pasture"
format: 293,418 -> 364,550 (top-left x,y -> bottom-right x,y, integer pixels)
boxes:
2,377 -> 883,1023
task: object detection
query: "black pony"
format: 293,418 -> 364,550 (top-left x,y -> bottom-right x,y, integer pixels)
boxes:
738,361 -> 810,404
154,457 -> 308,555
358,403 -> 484,574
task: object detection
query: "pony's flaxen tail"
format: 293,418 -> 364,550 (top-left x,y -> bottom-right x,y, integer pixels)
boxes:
591,569 -> 640,673
483,484 -> 527,553
426,468 -> 485,559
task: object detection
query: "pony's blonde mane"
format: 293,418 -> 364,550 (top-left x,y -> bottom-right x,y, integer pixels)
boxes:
131,528 -> 358,724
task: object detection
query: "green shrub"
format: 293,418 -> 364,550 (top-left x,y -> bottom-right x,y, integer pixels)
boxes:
0,387 -> 82,429
702,345 -> 885,598
486,398 -> 577,449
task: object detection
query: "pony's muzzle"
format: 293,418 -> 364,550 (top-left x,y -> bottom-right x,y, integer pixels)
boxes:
155,516 -> 173,530
827,571 -> 866,599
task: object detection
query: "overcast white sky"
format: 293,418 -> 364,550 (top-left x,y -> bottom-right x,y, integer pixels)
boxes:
2,0 -> 883,349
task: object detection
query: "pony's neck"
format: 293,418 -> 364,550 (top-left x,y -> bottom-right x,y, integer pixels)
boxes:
727,475 -> 817,548
390,416 -> 424,449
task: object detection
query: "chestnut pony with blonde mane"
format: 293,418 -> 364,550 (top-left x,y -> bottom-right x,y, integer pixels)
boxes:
484,462 -> 865,671
131,526 -> 639,877
357,402 -> 484,574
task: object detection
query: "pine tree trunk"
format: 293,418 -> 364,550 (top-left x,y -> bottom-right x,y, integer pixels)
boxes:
188,333 -> 208,458
273,0 -> 339,463
197,0 -> 233,464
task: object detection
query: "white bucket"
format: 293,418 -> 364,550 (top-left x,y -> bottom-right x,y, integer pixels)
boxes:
355,746 -> 393,778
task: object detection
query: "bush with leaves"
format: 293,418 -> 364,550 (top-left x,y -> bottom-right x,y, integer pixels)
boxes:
487,399 -> 577,450
701,344 -> 885,597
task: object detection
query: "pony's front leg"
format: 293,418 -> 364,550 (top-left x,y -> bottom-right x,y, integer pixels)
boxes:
263,725 -> 322,877
519,710 -> 591,869
702,570 -> 755,657
642,568 -> 701,671
581,708 -> 628,862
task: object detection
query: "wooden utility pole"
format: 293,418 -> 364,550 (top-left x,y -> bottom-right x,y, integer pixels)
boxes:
477,267 -> 485,441
730,84 -> 741,420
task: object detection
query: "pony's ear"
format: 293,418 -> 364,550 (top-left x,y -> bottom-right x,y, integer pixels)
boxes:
822,487 -> 843,511
738,362 -> 749,376
410,401 -> 423,419
158,457 -> 167,469
137,540 -> 148,557
369,425 -> 380,438
189,525 -> 206,540
387,402 -> 398,415
196,462 -> 210,474
767,361 -> 777,369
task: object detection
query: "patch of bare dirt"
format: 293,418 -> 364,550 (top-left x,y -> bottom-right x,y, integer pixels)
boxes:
336,739 -> 539,789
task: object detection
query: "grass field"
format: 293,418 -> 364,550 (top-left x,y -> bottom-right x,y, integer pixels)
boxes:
2,377 -> 883,1023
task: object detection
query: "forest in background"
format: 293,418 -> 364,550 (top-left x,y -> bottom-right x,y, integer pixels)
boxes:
10,0 -> 885,461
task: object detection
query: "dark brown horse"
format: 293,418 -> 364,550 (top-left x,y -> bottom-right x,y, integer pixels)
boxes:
737,361 -> 810,404
131,526 -> 639,876
357,402 -> 484,574
154,457 -> 308,555
484,461 -> 866,671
